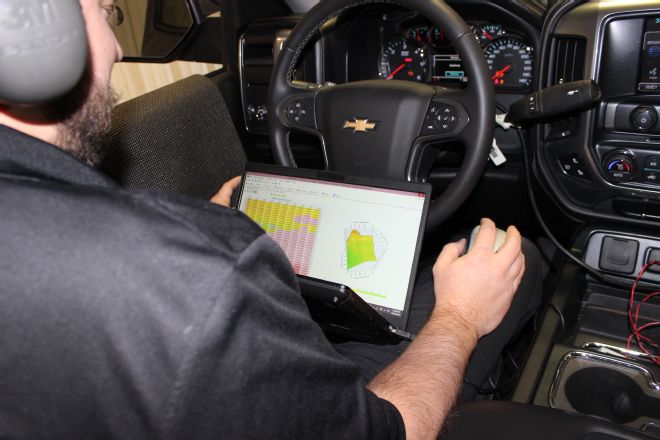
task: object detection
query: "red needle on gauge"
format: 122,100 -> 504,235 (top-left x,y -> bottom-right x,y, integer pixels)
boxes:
491,64 -> 512,80
482,31 -> 494,41
387,63 -> 407,80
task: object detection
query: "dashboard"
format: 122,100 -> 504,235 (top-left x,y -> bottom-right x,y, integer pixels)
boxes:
378,21 -> 534,91
331,4 -> 538,96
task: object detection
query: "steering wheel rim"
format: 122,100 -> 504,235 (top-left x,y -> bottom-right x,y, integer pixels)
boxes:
268,0 -> 494,230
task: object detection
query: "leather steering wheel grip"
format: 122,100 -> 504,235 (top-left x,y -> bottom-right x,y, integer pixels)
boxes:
268,0 -> 495,230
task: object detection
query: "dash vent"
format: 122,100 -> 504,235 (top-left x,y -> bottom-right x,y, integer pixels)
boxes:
545,37 -> 587,141
552,37 -> 586,85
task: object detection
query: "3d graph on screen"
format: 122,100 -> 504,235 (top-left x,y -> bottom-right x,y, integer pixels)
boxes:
346,230 -> 378,269
244,199 -> 320,275
343,223 -> 388,277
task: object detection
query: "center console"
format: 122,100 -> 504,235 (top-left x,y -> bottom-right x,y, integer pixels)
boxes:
511,225 -> 660,439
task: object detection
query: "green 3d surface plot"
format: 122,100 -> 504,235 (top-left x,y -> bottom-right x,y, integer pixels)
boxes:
346,229 -> 378,269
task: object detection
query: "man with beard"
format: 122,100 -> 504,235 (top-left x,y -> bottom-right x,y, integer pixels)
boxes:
0,0 -> 540,439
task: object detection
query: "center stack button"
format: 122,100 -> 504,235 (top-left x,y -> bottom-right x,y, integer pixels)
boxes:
644,156 -> 660,184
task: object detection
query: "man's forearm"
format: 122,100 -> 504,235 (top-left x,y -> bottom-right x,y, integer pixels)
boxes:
367,310 -> 479,440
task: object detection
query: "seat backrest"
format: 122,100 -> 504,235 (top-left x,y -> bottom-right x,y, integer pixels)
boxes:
100,74 -> 246,200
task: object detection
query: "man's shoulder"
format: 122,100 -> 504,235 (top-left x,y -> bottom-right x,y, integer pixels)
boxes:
128,188 -> 266,254
2,175 -> 265,257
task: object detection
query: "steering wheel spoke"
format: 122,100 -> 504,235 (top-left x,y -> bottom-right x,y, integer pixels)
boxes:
418,89 -> 471,142
269,0 -> 495,229
281,94 -> 318,133
274,82 -> 324,135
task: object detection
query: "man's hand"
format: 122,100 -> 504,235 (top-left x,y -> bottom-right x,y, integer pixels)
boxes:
432,217 -> 525,338
368,218 -> 524,440
210,176 -> 241,207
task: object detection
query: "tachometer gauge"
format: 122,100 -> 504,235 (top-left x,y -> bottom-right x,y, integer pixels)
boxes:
379,38 -> 428,82
484,36 -> 533,90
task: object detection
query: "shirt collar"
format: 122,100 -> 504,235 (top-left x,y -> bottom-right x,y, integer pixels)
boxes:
0,124 -> 118,189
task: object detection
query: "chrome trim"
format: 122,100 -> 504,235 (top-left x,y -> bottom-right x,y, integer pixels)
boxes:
273,30 -> 291,64
582,229 -> 660,283
642,422 -> 660,436
549,350 -> 660,414
582,341 -> 655,362
238,33 -> 250,133
603,102 -> 618,130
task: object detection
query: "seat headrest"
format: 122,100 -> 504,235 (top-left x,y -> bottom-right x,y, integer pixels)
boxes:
0,0 -> 88,105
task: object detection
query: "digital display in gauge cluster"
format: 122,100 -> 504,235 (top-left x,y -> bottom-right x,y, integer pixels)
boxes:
378,22 -> 534,91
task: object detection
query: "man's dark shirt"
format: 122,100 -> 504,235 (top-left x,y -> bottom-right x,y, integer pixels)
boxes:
0,125 -> 404,439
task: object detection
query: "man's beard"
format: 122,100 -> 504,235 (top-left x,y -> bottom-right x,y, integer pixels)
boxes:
55,81 -> 117,167
6,66 -> 118,167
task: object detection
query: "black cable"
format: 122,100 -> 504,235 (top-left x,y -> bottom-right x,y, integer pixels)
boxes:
465,302 -> 565,396
544,302 -> 566,341
514,126 -> 658,292
464,371 -> 520,395
505,348 -> 520,371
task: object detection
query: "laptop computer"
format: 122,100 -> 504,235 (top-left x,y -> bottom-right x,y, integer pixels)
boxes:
235,163 -> 431,340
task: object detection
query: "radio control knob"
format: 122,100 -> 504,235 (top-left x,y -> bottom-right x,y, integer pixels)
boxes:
631,106 -> 657,131
604,153 -> 635,182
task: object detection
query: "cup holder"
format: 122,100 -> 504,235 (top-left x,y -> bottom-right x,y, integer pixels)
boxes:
550,351 -> 660,428
564,367 -> 656,423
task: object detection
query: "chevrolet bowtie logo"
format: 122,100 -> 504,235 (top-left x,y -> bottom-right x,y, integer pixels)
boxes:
343,118 -> 378,133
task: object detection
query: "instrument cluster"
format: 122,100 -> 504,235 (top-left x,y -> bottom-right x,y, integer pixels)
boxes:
378,22 -> 534,91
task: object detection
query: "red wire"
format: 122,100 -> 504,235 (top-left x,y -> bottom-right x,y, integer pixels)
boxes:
635,291 -> 660,323
627,260 -> 660,364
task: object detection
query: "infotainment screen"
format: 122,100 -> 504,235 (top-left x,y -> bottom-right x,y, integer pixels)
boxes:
639,17 -> 660,92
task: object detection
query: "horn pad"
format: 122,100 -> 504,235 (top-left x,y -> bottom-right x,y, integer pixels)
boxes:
316,80 -> 433,180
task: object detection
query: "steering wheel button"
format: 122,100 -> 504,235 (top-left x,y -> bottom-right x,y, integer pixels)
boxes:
287,105 -> 301,120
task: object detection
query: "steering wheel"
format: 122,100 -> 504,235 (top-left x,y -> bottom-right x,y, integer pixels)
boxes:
268,0 -> 494,231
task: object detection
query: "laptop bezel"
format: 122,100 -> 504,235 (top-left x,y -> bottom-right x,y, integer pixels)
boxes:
235,162 -> 432,331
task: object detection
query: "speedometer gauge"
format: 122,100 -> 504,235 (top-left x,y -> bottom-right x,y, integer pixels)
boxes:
484,36 -> 533,90
379,38 -> 428,82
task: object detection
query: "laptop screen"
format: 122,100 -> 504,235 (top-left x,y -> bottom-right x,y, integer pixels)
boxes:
236,163 -> 430,329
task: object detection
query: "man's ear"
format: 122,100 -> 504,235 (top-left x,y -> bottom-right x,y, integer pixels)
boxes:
0,0 -> 88,106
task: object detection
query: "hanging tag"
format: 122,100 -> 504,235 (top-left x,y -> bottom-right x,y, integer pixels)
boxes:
495,113 -> 517,130
490,138 -> 507,166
